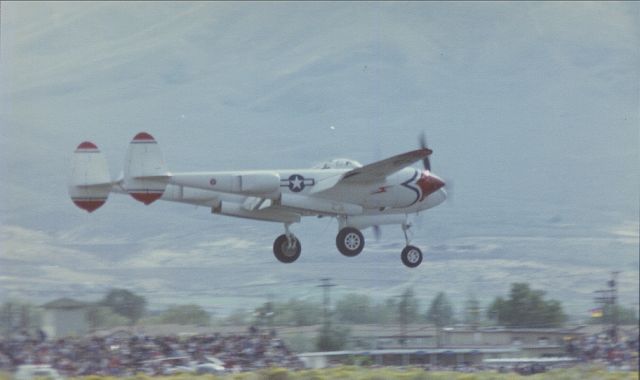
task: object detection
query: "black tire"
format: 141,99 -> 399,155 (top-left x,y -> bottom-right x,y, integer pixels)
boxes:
273,234 -> 301,263
336,227 -> 365,257
401,245 -> 422,268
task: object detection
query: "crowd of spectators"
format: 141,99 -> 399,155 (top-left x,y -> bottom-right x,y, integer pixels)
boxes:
0,327 -> 304,377
566,330 -> 639,371
2,327 -> 638,377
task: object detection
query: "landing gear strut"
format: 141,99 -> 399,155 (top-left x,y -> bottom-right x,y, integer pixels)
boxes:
273,224 -> 301,263
400,222 -> 423,268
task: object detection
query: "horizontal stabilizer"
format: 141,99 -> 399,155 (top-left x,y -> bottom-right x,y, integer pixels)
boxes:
130,174 -> 172,180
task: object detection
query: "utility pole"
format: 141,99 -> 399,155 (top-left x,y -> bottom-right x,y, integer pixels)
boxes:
266,294 -> 274,332
464,293 -> 481,331
316,278 -> 337,351
609,271 -> 619,342
594,271 -> 620,342
3,303 -> 13,338
397,293 -> 408,348
20,304 -> 30,333
319,278 -> 336,329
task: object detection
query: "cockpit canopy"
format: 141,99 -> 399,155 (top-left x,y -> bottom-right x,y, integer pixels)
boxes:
314,158 -> 363,170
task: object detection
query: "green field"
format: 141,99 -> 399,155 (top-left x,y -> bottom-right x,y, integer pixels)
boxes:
4,366 -> 637,380
220,367 -> 638,380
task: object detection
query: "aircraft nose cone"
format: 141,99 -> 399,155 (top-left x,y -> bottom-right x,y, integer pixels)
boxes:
417,171 -> 445,201
430,174 -> 446,189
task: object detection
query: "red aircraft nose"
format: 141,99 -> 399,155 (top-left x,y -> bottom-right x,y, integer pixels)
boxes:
416,171 -> 445,201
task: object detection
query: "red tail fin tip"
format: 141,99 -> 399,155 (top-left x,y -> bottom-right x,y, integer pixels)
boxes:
75,141 -> 99,151
132,132 -> 156,142
129,191 -> 164,205
72,198 -> 107,213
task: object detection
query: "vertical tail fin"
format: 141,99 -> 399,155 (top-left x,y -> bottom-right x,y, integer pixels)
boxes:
68,141 -> 111,212
123,132 -> 168,205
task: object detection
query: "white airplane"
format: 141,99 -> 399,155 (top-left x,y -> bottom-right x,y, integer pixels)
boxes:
69,132 -> 447,267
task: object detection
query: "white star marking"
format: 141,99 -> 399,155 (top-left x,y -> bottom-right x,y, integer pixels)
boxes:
291,177 -> 303,190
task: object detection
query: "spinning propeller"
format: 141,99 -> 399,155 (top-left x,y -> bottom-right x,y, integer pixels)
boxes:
419,132 -> 451,196
372,133 -> 448,241
419,132 -> 431,171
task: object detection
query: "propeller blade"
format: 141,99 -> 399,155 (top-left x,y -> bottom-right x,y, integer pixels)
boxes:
419,132 -> 431,171
419,132 -> 426,148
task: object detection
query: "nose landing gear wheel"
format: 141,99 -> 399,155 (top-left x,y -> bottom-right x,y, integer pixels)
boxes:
273,234 -> 301,263
336,227 -> 365,257
401,245 -> 422,268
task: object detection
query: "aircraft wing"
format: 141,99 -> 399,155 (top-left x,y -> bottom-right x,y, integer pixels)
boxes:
338,148 -> 431,183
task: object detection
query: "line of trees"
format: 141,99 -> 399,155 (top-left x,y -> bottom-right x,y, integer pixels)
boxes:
251,284 -> 569,328
90,289 -> 212,327
2,283 -> 638,336
487,283 -> 565,328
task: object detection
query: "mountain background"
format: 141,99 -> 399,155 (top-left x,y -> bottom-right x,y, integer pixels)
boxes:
1,2 -> 638,319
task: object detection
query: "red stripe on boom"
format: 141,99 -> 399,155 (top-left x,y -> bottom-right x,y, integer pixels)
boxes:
73,199 -> 106,213
133,132 -> 155,142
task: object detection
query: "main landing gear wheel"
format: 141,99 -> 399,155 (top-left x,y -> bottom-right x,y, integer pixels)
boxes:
401,245 -> 423,268
273,234 -> 301,263
336,227 -> 365,257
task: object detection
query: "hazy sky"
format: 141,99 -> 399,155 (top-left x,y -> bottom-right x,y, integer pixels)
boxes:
1,2 -> 638,317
